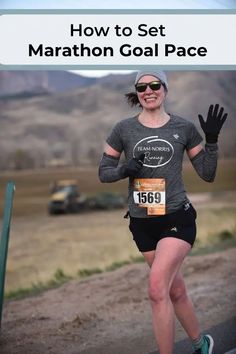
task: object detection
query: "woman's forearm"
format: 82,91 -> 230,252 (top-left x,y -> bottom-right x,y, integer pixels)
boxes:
190,143 -> 218,182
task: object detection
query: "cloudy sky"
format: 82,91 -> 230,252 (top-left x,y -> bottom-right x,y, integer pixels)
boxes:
1,0 -> 235,9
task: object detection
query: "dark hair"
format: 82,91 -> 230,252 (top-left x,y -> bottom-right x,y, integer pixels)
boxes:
125,92 -> 141,107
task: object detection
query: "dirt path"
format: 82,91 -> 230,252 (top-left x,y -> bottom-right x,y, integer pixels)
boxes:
0,248 -> 236,354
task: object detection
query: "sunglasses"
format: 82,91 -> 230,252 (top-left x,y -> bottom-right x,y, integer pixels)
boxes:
135,81 -> 162,93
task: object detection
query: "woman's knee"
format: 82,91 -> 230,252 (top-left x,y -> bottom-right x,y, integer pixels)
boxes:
169,281 -> 188,304
148,275 -> 168,303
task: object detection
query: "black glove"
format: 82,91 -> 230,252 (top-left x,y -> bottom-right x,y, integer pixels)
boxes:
198,104 -> 227,143
122,153 -> 145,178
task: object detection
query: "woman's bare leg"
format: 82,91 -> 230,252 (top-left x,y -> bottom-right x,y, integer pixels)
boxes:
170,271 -> 201,340
142,243 -> 202,350
146,237 -> 191,354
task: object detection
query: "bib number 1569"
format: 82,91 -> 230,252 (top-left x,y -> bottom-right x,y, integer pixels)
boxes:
134,191 -> 161,205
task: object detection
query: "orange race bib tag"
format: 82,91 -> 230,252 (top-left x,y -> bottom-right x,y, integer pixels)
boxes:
133,179 -> 166,215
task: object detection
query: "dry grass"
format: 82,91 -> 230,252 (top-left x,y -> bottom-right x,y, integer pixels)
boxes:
0,158 -> 235,217
0,166 -> 127,217
1,160 -> 236,294
4,193 -> 236,294
5,209 -> 137,293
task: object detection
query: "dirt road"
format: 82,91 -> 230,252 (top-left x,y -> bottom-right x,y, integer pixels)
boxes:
0,247 -> 236,354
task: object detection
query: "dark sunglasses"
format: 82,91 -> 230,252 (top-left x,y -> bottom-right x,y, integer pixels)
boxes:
135,81 -> 162,93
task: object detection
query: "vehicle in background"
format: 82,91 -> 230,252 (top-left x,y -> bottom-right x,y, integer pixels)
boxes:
48,180 -> 87,215
87,192 -> 126,210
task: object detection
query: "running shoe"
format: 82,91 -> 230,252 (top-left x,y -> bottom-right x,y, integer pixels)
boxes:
192,334 -> 214,354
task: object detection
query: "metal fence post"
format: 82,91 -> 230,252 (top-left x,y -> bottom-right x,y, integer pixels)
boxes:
0,181 -> 15,328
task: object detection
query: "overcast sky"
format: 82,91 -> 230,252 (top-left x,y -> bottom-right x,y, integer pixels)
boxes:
1,0 -> 236,9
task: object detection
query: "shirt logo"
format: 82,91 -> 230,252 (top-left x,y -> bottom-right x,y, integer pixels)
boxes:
133,136 -> 174,168
173,134 -> 179,139
170,227 -> 178,232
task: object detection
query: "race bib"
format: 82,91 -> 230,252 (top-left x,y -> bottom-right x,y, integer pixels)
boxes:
133,179 -> 166,215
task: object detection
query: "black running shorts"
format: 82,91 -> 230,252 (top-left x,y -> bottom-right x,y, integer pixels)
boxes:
129,203 -> 197,252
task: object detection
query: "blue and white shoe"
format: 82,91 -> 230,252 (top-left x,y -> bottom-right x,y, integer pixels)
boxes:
192,335 -> 214,354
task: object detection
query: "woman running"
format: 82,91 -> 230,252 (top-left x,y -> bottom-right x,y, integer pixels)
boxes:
99,70 -> 227,354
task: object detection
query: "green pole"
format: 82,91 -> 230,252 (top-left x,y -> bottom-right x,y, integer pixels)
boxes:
0,181 -> 15,328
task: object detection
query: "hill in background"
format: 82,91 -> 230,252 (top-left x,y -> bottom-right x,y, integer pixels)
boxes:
0,70 -> 235,169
